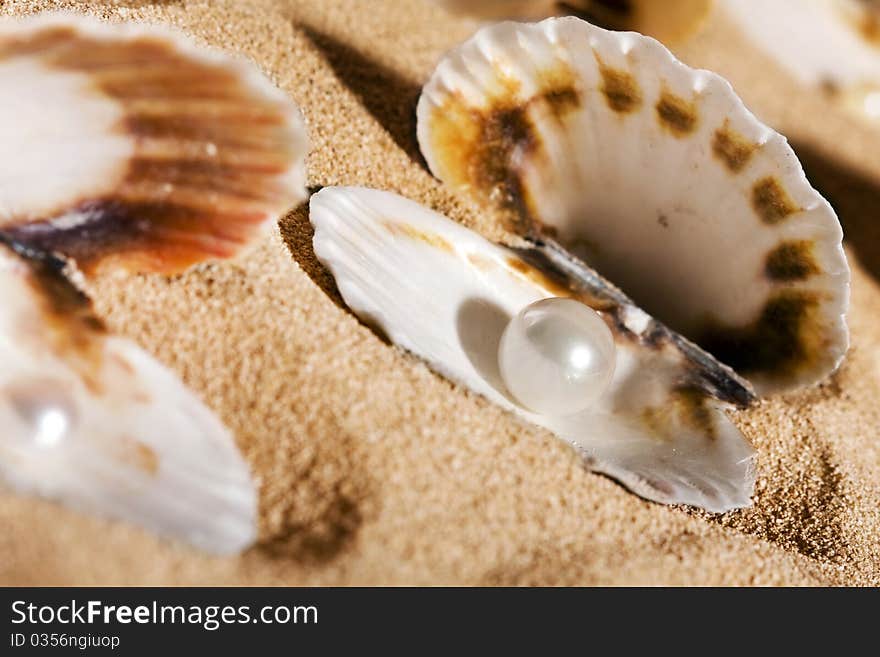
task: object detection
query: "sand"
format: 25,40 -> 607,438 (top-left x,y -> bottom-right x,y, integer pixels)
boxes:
0,0 -> 878,586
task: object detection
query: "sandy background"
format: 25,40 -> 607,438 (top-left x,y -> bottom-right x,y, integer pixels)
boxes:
0,0 -> 878,586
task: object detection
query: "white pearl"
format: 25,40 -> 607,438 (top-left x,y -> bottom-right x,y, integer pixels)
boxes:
498,298 -> 616,416
32,407 -> 70,448
5,380 -> 75,449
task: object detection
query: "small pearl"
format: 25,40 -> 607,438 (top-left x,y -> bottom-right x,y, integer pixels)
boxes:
32,407 -> 70,448
498,298 -> 616,416
5,380 -> 76,449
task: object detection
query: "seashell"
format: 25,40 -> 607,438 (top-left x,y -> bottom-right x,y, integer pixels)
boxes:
0,13 -> 310,553
416,17 -> 850,395
0,12 -> 309,275
311,186 -> 756,512
721,0 -> 880,122
427,0 -> 711,44
0,242 -> 255,554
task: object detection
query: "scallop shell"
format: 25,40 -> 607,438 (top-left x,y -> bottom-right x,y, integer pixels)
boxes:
0,243 -> 255,554
721,0 -> 880,121
311,186 -> 755,512
0,13 -> 309,275
417,17 -> 850,394
0,13 -> 311,553
428,0 -> 711,44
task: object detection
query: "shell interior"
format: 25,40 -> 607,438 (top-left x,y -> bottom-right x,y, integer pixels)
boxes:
0,242 -> 256,554
417,17 -> 850,394
311,186 -> 756,512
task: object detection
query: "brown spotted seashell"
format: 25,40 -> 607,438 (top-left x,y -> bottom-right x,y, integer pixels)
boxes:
309,18 -> 851,514
417,17 -> 850,395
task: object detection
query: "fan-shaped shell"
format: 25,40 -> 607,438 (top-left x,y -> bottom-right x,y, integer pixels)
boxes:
417,17 -> 850,394
0,13 -> 308,275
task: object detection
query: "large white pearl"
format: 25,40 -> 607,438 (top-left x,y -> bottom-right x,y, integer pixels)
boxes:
498,298 -> 616,416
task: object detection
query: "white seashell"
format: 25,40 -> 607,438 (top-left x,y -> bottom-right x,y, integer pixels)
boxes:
311,186 -> 756,512
0,244 -> 256,554
721,0 -> 880,121
0,12 -> 309,275
427,0 -> 711,43
417,17 -> 850,394
0,13 -> 312,553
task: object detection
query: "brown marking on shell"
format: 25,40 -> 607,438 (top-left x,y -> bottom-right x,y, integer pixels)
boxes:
5,199 -> 266,275
27,259 -> 104,337
505,255 -> 617,314
383,221 -> 453,253
466,252 -> 494,271
507,256 -> 575,298
712,122 -> 758,172
110,353 -> 136,376
134,441 -> 160,475
655,89 -> 698,136
861,9 -> 880,46
28,259 -> 104,361
674,386 -> 717,438
764,240 -> 820,281
595,55 -> 642,114
0,24 -> 302,275
752,177 -> 800,225
698,290 -> 825,382
7,250 -> 107,394
118,436 -> 160,476
534,60 -> 582,118
641,385 -> 717,442
820,77 -> 841,98
0,24 -> 78,59
111,357 -> 156,406
429,92 -> 534,232
428,61 -> 582,234
839,1 -> 880,47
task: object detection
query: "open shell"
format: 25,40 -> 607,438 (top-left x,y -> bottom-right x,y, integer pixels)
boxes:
721,0 -> 880,122
0,12 -> 308,275
417,17 -> 850,394
0,13 -> 311,553
311,186 -> 755,512
0,243 -> 255,554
